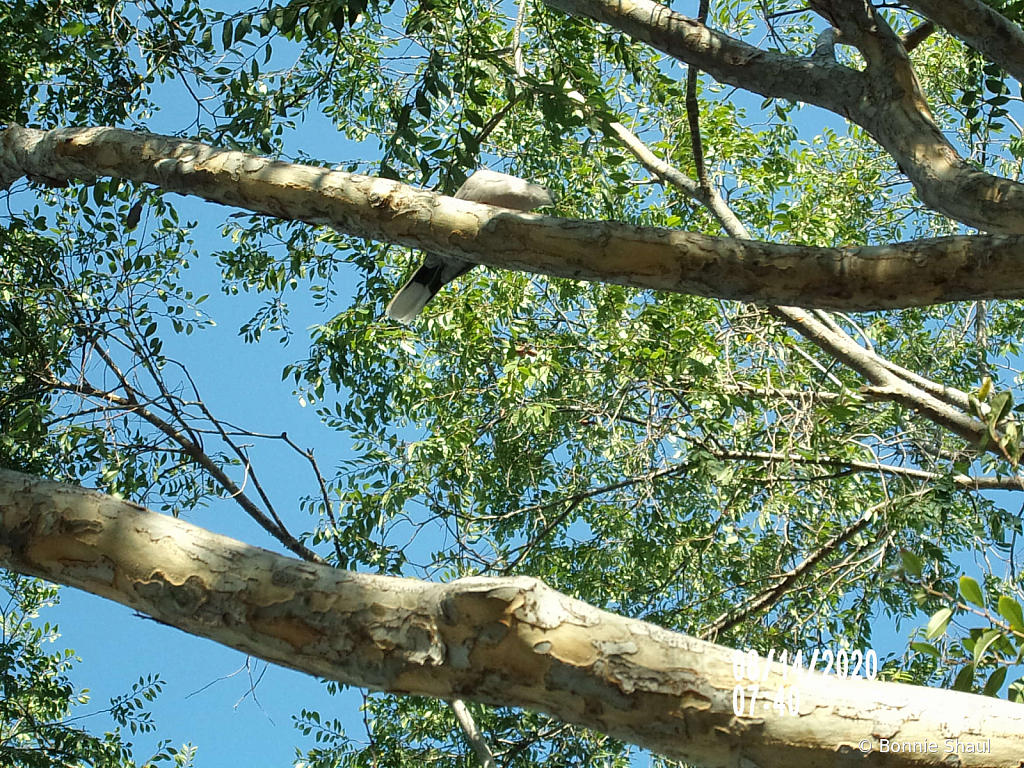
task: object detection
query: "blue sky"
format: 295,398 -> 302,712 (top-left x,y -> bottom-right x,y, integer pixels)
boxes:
17,2 -> 1024,765
43,195 -> 368,765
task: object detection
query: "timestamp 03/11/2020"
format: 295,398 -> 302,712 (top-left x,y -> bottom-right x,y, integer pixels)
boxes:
730,647 -> 880,718
732,647 -> 879,684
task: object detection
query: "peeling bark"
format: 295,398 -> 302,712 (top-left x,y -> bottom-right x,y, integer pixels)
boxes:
1,469 -> 1023,767
5,124 -> 1024,310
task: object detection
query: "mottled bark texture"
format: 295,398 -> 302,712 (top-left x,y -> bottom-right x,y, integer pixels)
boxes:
5,124 -> 1024,310
543,0 -> 1024,235
2,469 -> 1023,767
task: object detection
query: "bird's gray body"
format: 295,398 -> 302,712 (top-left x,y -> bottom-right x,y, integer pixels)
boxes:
385,170 -> 554,323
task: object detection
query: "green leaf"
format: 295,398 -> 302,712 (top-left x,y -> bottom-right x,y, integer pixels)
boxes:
910,642 -> 939,658
952,665 -> 974,692
1009,678 -> 1024,703
997,596 -> 1024,630
61,21 -> 87,36
973,628 -> 1001,666
983,666 -> 1007,697
959,576 -> 985,608
900,550 -> 923,578
925,608 -> 953,640
991,390 -> 1013,424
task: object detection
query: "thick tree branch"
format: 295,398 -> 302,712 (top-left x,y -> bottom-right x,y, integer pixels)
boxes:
650,38 -> 983,452
901,0 -> 1024,84
770,307 -> 986,444
808,0 -> 907,72
543,0 -> 1024,234
544,0 -> 859,109
2,469 -> 1023,766
8,125 -> 1024,310
6,124 -> 1024,311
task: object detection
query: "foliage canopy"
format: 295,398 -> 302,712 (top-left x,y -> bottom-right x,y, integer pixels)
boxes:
3,0 -> 1024,765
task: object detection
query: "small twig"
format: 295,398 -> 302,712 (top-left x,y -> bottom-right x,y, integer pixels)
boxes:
46,375 -> 323,563
699,492 -> 926,639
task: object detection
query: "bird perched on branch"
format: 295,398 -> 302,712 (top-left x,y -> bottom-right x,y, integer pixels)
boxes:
385,170 -> 554,323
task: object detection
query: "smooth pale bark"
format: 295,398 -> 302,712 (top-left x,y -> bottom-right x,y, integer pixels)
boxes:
2,468 -> 1023,767
4,124 -> 1024,310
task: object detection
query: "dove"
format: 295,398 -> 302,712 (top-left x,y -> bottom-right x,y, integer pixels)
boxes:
385,170 -> 554,323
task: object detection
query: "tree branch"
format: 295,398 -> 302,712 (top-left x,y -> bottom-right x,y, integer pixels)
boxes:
8,125 -> 1024,310
450,700 -> 497,768
608,119 -> 996,450
42,375 -> 322,563
3,468 -> 1023,766
542,0 -> 1024,233
901,20 -> 935,53
901,0 -> 1024,83
700,498 -> 887,639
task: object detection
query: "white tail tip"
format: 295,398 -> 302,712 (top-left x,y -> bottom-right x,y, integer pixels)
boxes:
386,281 -> 434,324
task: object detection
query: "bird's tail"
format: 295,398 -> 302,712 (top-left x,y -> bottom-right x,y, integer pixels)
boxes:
385,268 -> 437,324
386,259 -> 474,323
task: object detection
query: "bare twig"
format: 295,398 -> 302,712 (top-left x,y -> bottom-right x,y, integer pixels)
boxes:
450,700 -> 497,768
